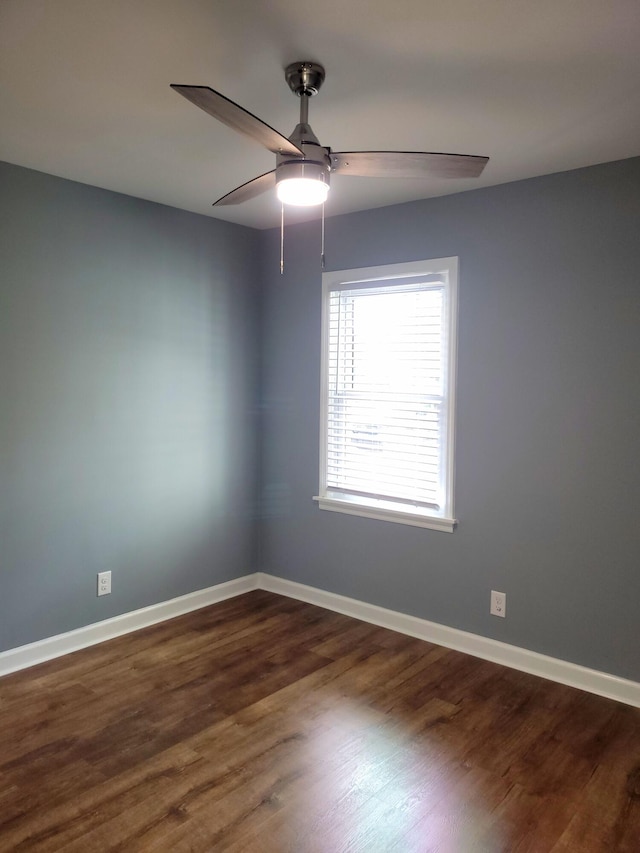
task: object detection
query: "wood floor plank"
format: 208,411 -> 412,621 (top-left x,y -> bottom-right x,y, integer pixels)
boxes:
0,589 -> 638,851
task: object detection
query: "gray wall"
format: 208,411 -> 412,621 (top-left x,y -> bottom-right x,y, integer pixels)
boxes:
0,162 -> 260,651
259,157 -> 640,682
3,156 -> 639,684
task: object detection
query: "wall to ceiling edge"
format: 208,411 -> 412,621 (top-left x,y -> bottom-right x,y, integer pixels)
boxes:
258,157 -> 640,683
0,161 -> 261,652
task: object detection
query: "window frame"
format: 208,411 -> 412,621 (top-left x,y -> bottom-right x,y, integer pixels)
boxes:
314,257 -> 459,532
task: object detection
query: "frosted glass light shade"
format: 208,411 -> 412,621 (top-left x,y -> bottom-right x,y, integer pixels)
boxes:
276,156 -> 330,207
276,177 -> 329,206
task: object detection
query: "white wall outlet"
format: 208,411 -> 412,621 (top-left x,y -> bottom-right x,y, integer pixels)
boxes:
97,571 -> 112,596
490,590 -> 506,617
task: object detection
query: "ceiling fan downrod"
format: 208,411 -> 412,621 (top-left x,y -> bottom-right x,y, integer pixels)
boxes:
285,61 -> 325,126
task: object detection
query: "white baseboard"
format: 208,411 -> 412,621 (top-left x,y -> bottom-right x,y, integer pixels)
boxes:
2,570 -> 639,709
0,574 -> 259,678
257,572 -> 640,709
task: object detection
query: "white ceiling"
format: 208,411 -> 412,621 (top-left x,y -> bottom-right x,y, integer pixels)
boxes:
2,0 -> 640,230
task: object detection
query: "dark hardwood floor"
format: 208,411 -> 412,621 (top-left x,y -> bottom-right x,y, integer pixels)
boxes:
0,590 -> 639,851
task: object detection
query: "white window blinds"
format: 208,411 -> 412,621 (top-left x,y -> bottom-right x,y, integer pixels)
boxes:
318,258 -> 457,531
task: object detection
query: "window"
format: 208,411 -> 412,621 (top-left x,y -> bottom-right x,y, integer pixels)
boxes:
315,257 -> 458,532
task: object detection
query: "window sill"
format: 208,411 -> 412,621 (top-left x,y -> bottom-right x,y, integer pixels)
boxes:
313,495 -> 457,533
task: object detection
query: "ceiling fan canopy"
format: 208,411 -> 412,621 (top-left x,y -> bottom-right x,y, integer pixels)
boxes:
171,61 -> 489,209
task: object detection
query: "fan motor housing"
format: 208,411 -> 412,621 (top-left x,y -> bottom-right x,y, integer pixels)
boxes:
276,158 -> 330,192
276,141 -> 331,192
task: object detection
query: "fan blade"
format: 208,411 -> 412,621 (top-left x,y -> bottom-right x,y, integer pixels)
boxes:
171,85 -> 303,158
330,151 -> 489,179
213,170 -> 276,206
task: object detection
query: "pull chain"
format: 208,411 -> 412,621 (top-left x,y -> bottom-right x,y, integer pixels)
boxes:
280,202 -> 285,275
280,201 -> 325,274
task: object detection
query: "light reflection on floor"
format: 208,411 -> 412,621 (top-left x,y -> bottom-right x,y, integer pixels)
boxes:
284,694 -> 508,852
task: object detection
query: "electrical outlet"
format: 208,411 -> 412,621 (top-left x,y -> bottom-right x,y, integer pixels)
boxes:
490,590 -> 506,617
97,571 -> 112,597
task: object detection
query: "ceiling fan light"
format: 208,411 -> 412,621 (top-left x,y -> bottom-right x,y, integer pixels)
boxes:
276,157 -> 330,206
277,177 -> 329,206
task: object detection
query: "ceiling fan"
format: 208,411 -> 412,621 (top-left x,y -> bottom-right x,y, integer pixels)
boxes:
171,61 -> 489,210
